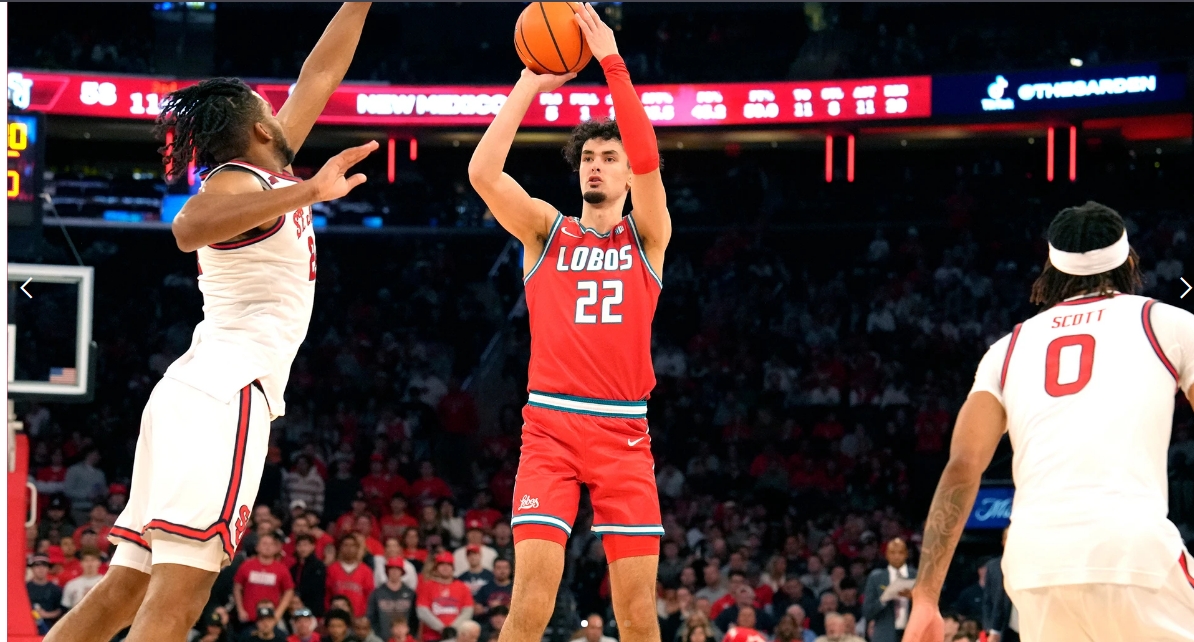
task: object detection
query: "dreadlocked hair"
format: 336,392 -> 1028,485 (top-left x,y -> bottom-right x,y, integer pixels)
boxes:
153,78 -> 261,183
1029,201 -> 1142,309
561,118 -> 662,172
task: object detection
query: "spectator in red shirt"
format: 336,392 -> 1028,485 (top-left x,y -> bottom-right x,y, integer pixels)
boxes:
290,515 -> 333,567
380,494 -> 419,542
72,504 -> 112,555
234,533 -> 296,625
789,461 -> 827,492
361,455 -> 395,515
34,451 -> 68,516
106,483 -> 128,517
400,528 -> 427,568
326,534 -> 375,617
709,571 -> 749,619
409,462 -> 452,505
722,607 -> 767,642
415,552 -> 474,642
462,491 -> 502,533
354,515 -> 385,557
334,492 -> 380,540
812,413 -> 845,443
437,381 -> 478,436
53,537 -> 83,585
749,451 -> 788,478
383,459 -> 410,501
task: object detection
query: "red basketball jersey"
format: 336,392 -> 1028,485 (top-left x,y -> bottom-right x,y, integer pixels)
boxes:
524,214 -> 661,401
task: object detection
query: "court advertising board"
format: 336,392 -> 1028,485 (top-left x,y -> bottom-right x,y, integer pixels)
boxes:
965,486 -> 1014,530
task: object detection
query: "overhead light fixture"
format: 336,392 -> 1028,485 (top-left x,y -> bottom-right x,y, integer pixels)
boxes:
1070,58 -> 1083,67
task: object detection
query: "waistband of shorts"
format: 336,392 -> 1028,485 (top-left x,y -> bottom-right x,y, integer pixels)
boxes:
527,391 -> 647,418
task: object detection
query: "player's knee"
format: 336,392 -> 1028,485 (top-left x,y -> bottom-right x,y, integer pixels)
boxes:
614,598 -> 659,638
92,568 -> 150,618
142,566 -> 217,622
507,577 -> 561,627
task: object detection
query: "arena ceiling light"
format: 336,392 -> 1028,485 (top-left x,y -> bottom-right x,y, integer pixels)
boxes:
1070,58 -> 1084,67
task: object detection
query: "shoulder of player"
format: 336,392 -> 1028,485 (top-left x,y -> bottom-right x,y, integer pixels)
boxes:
1140,295 -> 1194,332
199,165 -> 269,195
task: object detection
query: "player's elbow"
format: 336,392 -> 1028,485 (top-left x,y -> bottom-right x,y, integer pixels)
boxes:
943,454 -> 986,480
172,219 -> 202,253
467,161 -> 493,190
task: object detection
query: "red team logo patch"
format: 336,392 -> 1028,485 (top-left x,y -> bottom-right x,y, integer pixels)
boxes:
233,505 -> 251,548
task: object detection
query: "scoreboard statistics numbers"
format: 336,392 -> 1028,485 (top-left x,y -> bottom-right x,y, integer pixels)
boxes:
312,74 -> 933,127
8,112 -> 43,204
11,69 -> 932,128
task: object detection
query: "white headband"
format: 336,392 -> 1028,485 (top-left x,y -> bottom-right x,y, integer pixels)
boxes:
1048,231 -> 1130,276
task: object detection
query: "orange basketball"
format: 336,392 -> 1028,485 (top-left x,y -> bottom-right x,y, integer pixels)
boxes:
514,2 -> 592,75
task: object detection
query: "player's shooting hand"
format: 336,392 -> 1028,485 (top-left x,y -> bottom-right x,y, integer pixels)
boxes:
311,140 -> 379,202
519,68 -> 578,93
574,2 -> 619,61
902,602 -> 944,642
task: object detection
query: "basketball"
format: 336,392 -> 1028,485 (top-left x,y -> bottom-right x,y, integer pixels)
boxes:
514,2 -> 592,75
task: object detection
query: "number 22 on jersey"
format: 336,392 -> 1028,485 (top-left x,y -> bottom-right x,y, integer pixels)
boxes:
1044,334 -> 1095,397
575,280 -> 623,324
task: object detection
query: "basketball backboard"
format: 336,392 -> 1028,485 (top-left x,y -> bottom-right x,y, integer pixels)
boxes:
7,263 -> 95,400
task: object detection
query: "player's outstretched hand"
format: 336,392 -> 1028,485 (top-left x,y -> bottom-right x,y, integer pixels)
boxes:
902,602 -> 944,642
518,68 -> 577,93
574,2 -> 619,61
311,140 -> 379,202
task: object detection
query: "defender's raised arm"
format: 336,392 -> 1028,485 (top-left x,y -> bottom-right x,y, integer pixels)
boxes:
277,2 -> 372,154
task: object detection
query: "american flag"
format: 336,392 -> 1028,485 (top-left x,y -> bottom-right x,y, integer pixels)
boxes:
49,367 -> 77,385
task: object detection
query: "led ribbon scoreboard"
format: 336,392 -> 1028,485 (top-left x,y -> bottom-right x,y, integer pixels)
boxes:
7,69 -> 932,127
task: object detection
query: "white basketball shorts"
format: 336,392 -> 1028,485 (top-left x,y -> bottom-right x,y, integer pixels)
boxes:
1008,548 -> 1194,642
109,376 -> 270,573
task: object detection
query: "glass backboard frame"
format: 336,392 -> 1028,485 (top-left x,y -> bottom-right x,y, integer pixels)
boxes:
7,263 -> 94,398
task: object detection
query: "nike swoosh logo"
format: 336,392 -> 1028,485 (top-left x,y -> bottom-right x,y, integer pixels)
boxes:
628,438 -> 645,446
561,229 -> 581,238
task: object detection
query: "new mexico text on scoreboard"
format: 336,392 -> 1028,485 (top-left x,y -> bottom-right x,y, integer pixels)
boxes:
9,70 -> 932,127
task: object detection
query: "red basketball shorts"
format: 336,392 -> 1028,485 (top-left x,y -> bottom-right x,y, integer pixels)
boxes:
510,391 -> 663,562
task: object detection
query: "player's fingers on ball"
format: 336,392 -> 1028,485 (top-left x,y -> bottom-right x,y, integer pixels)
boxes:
573,10 -> 591,32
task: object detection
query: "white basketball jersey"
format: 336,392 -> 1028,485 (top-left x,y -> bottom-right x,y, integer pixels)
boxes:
164,161 -> 316,419
971,292 -> 1194,591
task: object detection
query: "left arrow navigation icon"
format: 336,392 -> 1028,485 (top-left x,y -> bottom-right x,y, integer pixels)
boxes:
20,278 -> 32,298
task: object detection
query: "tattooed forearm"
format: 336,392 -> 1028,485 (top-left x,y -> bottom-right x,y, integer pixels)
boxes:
913,464 -> 982,604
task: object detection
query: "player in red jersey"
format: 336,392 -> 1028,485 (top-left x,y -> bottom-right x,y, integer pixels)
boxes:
468,6 -> 669,642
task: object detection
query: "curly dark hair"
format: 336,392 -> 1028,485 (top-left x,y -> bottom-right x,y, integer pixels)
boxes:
1029,201 -> 1142,309
562,118 -> 662,172
153,77 -> 263,183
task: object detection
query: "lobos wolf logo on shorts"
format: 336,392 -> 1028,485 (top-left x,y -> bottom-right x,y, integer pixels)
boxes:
517,495 -> 539,511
